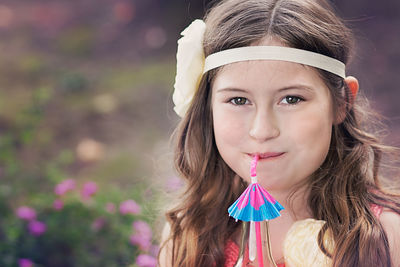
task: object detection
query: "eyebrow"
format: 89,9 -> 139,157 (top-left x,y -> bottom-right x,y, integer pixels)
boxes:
216,87 -> 247,93
216,84 -> 315,94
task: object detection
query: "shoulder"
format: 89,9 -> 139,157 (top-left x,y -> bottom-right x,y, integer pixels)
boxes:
159,222 -> 173,267
379,209 -> 400,267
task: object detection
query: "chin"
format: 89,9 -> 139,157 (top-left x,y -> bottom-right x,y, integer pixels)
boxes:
258,178 -> 287,191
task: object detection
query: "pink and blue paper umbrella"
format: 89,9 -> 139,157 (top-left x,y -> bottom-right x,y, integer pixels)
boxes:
228,182 -> 284,221
228,155 -> 284,267
228,156 -> 284,222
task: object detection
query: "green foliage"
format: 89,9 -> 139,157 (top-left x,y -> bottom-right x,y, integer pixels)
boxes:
57,27 -> 95,57
0,3 -> 178,266
58,73 -> 89,94
0,57 -> 169,267
0,192 -> 154,267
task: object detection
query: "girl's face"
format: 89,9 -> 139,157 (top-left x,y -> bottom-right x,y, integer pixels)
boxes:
211,56 -> 336,192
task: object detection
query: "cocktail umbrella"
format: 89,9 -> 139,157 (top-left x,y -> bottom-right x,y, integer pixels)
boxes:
228,155 -> 284,267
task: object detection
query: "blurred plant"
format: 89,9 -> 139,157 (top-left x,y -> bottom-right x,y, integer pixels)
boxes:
105,202 -> 116,214
16,207 -> 37,221
0,58 -> 172,267
120,199 -> 141,215
58,72 -> 89,94
130,220 -> 152,251
76,139 -> 105,163
0,180 -> 158,267
18,259 -> 33,267
53,199 -> 64,211
57,26 -> 95,57
27,220 -> 47,237
54,179 -> 76,196
80,181 -> 98,201
136,254 -> 157,267
0,2 -> 180,266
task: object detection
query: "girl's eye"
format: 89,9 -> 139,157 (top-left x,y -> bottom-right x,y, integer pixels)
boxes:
230,97 -> 249,105
281,96 -> 304,105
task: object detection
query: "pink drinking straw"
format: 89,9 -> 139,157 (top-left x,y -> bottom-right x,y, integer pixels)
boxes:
228,155 -> 284,267
255,221 -> 264,267
252,155 -> 264,267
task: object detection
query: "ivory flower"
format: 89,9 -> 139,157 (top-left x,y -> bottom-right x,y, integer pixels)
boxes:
284,219 -> 333,266
172,19 -> 206,117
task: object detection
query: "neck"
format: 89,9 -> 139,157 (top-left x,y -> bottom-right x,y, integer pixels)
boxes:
269,184 -> 312,221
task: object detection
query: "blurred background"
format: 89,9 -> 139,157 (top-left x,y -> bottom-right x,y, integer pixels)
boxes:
0,0 -> 399,266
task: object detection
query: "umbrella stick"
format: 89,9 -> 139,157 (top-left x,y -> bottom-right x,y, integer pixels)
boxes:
249,221 -> 256,261
265,221 -> 278,267
233,222 -> 248,267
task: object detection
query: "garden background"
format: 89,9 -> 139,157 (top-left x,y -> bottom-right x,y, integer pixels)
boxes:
0,0 -> 399,266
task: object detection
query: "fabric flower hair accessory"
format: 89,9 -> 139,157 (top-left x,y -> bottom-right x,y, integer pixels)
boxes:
172,19 -> 206,117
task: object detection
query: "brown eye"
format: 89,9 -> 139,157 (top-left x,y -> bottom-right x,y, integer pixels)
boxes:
282,96 -> 303,105
230,97 -> 248,105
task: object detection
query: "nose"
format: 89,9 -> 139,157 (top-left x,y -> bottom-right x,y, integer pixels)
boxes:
249,109 -> 280,141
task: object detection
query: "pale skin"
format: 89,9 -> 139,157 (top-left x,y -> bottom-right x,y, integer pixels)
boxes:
212,58 -> 331,265
159,49 -> 400,267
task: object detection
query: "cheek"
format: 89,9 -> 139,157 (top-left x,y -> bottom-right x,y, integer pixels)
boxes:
213,108 -> 248,151
291,111 -> 333,164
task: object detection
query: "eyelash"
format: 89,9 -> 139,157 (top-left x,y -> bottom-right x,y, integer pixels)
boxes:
229,97 -> 250,105
228,96 -> 305,106
280,95 -> 305,105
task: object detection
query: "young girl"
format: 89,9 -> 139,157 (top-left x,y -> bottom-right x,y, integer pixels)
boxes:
160,0 -> 400,266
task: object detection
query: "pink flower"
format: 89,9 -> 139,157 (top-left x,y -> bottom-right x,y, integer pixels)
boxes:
105,202 -> 115,213
16,206 -> 36,221
53,199 -> 64,210
18,258 -> 34,267
133,220 -> 152,239
54,179 -> 76,196
28,220 -> 47,236
130,220 -> 152,251
81,181 -> 98,200
136,254 -> 157,267
119,199 -> 141,215
130,233 -> 151,251
91,217 -> 106,231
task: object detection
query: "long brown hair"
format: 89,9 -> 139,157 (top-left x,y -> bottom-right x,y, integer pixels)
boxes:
162,0 -> 400,266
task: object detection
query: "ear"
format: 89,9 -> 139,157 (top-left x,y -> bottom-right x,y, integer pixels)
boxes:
345,76 -> 359,103
334,76 -> 359,125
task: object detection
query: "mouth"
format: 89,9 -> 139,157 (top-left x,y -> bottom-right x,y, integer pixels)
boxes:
248,152 -> 285,160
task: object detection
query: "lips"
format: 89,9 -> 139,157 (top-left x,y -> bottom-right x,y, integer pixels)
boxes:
249,152 -> 285,159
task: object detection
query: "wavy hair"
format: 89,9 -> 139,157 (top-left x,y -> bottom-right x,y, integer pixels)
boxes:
162,0 -> 400,266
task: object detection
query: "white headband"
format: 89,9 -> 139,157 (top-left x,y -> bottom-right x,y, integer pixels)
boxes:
173,20 -> 346,117
204,46 -> 345,78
